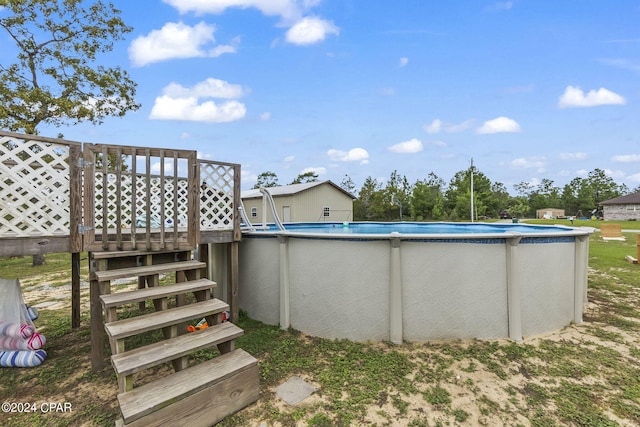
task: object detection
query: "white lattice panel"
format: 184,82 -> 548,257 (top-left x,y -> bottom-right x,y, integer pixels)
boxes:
200,163 -> 235,230
94,173 -> 190,229
0,136 -> 71,237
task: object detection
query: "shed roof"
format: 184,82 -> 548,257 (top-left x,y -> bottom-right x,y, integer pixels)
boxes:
600,191 -> 640,205
241,180 -> 356,200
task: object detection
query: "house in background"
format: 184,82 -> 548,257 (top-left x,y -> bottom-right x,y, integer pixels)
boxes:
241,180 -> 356,225
600,191 -> 640,221
536,208 -> 565,219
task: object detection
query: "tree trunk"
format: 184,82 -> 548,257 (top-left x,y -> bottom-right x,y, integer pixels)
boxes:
32,254 -> 45,266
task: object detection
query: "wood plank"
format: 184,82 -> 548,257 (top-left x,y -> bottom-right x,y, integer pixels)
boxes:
90,278 -> 105,371
118,349 -> 258,425
188,153 -> 199,249
111,322 -> 243,377
233,163 -> 242,241
105,299 -> 228,340
230,241 -> 239,324
100,278 -> 217,309
0,236 -> 71,257
82,143 -> 96,251
71,252 -> 81,329
68,144 -> 83,252
93,260 -> 205,282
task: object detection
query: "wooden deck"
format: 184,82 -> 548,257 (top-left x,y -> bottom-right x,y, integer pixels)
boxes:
0,130 -> 242,326
1,130 -> 256,426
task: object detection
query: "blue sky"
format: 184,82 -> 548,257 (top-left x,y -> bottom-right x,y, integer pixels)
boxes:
5,1 -> 640,192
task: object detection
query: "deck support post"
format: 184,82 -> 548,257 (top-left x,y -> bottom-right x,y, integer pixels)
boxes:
230,241 -> 239,324
574,234 -> 589,322
71,252 -> 81,329
506,235 -> 523,342
278,235 -> 290,330
389,234 -> 403,344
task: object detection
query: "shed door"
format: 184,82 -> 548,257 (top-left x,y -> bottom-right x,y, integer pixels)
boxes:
282,206 -> 291,222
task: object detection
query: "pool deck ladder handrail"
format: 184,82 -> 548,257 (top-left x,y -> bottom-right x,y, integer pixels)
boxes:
259,187 -> 286,231
238,203 -> 256,232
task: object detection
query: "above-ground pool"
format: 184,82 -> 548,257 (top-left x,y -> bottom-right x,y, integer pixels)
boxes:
239,222 -> 593,343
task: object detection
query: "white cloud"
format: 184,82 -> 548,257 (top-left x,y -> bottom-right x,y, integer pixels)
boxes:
285,17 -> 339,45
399,57 -> 409,68
558,85 -> 626,108
606,169 -> 626,180
301,166 -> 326,175
209,40 -> 240,57
424,118 -> 474,134
151,160 -> 175,174
491,1 -> 513,10
559,152 -> 587,161
424,119 -> 443,134
162,0 -> 304,22
260,112 -> 271,121
197,151 -> 214,159
162,1 -> 335,46
627,172 -> 640,183
150,78 -> 247,123
149,96 -> 246,122
510,156 -> 547,169
476,116 -> 521,134
241,169 -> 258,186
283,155 -> 295,162
388,138 -> 423,154
129,22 -> 236,67
597,58 -> 640,72
327,148 -> 369,164
611,154 -> 640,163
163,78 -> 245,99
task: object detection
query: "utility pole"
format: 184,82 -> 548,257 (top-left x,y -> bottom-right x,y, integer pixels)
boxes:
470,158 -> 474,223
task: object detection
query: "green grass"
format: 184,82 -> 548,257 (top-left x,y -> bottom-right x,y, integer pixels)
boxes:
526,218 -> 640,230
1,231 -> 640,426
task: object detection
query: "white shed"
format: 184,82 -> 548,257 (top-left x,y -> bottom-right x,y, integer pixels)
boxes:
241,180 -> 355,225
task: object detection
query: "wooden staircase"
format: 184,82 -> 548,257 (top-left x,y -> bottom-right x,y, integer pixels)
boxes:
90,249 -> 259,427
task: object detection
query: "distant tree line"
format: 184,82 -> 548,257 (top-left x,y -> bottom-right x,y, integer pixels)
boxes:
347,167 -> 631,221
255,167 -> 634,221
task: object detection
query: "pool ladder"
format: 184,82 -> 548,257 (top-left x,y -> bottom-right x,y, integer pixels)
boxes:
259,187 -> 285,231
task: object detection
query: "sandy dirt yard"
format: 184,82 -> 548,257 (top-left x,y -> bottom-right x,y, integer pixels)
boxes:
2,262 -> 639,427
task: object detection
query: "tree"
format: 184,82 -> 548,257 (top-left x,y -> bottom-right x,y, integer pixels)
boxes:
339,174 -> 357,195
253,171 -> 278,189
585,168 -> 621,206
382,170 -> 411,221
445,167 -> 494,220
0,0 -> 140,134
410,172 -> 445,221
290,171 -> 318,184
353,176 -> 381,220
0,0 -> 139,265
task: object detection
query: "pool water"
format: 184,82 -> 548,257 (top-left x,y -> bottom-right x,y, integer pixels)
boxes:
253,221 -> 574,235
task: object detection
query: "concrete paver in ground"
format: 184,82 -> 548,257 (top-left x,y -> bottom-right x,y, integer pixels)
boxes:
275,376 -> 317,406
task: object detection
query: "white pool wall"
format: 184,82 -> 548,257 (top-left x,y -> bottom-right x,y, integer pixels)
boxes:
239,224 -> 592,342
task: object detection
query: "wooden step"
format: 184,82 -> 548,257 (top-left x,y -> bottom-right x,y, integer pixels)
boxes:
111,322 -> 244,378
91,249 -> 192,260
93,260 -> 205,282
100,279 -> 217,309
105,299 -> 229,341
118,349 -> 259,426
